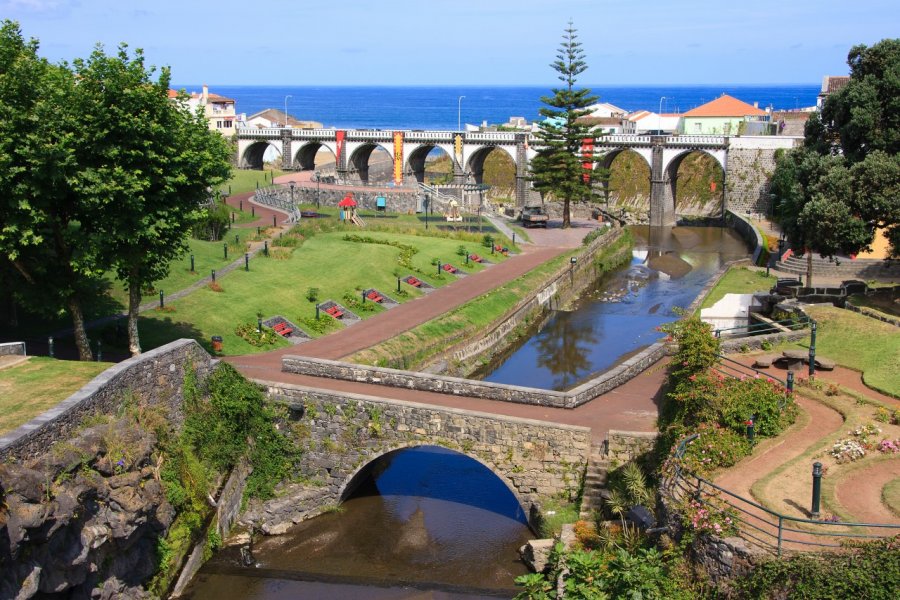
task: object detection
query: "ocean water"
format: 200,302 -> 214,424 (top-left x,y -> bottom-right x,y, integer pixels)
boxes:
173,84 -> 819,130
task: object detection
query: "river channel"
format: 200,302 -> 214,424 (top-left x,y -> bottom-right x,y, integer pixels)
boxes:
184,225 -> 750,599
477,225 -> 749,390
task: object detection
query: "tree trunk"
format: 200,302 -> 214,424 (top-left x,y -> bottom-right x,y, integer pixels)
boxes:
68,297 -> 93,361
806,250 -> 813,288
562,198 -> 571,228
127,270 -> 142,357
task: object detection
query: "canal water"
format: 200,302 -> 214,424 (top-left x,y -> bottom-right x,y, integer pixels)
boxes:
184,226 -> 751,598
477,225 -> 750,390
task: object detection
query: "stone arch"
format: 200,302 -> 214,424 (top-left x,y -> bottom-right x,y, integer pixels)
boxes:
337,443 -> 531,523
240,140 -> 281,170
664,150 -> 726,218
348,143 -> 393,184
599,148 -> 652,209
406,144 -> 453,184
293,142 -> 337,172
465,146 -> 517,186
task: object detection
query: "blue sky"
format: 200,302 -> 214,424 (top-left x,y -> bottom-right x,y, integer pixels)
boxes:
3,0 -> 896,85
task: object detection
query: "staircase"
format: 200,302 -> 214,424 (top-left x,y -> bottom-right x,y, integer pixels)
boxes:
776,253 -> 900,280
579,442 -> 611,519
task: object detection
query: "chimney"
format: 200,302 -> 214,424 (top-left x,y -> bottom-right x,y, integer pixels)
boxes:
753,101 -> 759,108
202,84 -> 209,103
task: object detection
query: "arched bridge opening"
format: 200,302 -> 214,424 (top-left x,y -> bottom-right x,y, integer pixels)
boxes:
666,150 -> 726,219
348,143 -> 394,184
599,148 -> 651,212
407,145 -> 453,184
293,142 -> 337,173
466,146 -> 516,195
240,141 -> 281,170
339,444 -> 530,528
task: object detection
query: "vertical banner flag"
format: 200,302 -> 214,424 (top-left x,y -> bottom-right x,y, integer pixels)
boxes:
581,138 -> 594,183
454,134 -> 463,167
393,131 -> 404,185
335,130 -> 345,168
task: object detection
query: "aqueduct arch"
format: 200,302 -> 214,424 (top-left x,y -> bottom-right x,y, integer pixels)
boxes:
240,140 -> 281,170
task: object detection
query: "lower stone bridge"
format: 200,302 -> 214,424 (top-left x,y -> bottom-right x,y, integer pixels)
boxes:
247,381 -> 592,534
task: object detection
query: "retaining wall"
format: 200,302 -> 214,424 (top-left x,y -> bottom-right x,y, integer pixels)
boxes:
0,341 -> 26,356
0,339 -> 214,463
725,210 -> 765,265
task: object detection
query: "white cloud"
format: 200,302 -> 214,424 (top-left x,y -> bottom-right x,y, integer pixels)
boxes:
1,0 -> 65,11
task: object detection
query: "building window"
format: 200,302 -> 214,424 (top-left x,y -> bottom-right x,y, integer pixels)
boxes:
216,120 -> 223,128
694,123 -> 702,133
224,121 -> 232,128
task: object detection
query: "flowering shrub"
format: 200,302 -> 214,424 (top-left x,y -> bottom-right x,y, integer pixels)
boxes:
877,439 -> 900,454
852,423 -> 882,446
681,494 -> 739,537
830,438 -> 867,462
678,424 -> 751,475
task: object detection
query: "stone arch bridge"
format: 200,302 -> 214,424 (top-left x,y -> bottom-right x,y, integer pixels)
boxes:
248,381 -> 591,533
237,127 -> 800,225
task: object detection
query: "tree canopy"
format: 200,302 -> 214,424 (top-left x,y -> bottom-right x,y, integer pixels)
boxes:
0,20 -> 232,359
530,22 -> 600,228
772,38 -> 900,283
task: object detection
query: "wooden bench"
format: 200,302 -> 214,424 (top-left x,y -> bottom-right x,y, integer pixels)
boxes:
366,290 -> 384,303
406,277 -> 422,287
469,254 -> 483,263
442,264 -> 458,274
325,306 -> 344,318
273,322 -> 293,336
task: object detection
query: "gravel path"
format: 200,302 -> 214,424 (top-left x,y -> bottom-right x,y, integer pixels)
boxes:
835,460 -> 900,525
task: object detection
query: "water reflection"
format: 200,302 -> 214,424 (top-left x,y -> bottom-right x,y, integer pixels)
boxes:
185,447 -> 531,599
478,226 -> 748,390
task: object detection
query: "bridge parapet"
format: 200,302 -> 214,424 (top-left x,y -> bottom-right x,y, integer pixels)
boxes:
466,131 -> 519,143
596,134 -> 653,145
665,135 -> 727,147
290,128 -> 342,139
237,127 -> 280,139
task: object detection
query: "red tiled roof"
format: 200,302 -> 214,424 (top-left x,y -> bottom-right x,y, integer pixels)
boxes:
206,93 -> 234,103
167,89 -> 179,99
821,75 -> 850,95
684,94 -> 766,117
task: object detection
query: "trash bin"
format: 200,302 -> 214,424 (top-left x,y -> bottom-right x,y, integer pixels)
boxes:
211,335 -> 223,352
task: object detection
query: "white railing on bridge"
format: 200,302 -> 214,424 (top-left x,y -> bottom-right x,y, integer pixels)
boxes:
665,135 -> 727,146
405,131 -> 455,142
465,132 -> 519,143
291,129 -> 340,139
597,134 -> 652,145
347,130 -> 393,141
237,127 -> 280,139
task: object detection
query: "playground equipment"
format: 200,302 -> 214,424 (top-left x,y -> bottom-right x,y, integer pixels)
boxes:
445,199 -> 463,222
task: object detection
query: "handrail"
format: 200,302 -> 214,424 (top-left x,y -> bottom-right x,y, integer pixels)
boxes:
714,354 -> 788,388
712,315 -> 810,337
671,434 -> 900,556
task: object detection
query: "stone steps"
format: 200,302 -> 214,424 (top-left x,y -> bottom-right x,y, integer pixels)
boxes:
776,255 -> 900,278
579,443 -> 610,519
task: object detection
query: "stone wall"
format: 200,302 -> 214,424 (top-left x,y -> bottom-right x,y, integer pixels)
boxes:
0,339 -> 214,463
569,344 -> 667,407
605,430 -> 659,464
0,341 -> 26,356
292,186 -> 420,214
244,382 -> 591,533
724,138 -> 797,217
844,302 -> 900,327
725,210 -> 765,265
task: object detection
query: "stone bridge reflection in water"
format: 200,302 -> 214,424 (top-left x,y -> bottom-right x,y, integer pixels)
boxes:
185,446 -> 532,599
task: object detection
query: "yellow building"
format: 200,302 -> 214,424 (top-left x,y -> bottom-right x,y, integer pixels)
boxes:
169,85 -> 236,134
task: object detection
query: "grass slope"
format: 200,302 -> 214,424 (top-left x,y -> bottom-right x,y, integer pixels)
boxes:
699,266 -> 777,311
0,357 -> 112,434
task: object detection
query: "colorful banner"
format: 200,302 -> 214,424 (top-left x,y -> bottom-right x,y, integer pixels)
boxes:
393,131 -> 404,185
335,130 -> 345,167
454,134 -> 463,166
581,138 -> 594,183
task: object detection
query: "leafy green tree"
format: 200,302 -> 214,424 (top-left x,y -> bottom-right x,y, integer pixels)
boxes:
772,39 -> 900,282
530,22 -> 600,228
66,45 -> 231,356
0,21 -> 104,360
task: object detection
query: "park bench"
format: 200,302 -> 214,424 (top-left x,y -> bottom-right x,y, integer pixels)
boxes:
443,264 -> 458,274
325,306 -> 344,318
469,254 -> 483,263
273,322 -> 293,336
406,276 -> 422,287
366,290 -> 384,303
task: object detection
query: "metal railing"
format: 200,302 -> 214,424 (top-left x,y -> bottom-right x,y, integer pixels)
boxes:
672,435 -> 900,556
712,314 -> 811,339
713,354 -> 789,389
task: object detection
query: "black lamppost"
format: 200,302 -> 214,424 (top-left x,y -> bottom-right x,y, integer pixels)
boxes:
316,173 -> 321,210
290,181 -> 295,203
424,193 -> 430,230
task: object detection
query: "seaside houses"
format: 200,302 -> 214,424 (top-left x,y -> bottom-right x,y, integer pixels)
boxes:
627,110 -> 681,134
168,85 -> 237,134
680,94 -> 770,135
816,75 -> 850,110
246,108 -> 323,130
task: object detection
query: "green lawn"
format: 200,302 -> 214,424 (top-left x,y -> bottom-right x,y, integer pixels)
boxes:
0,357 -> 112,434
105,230 -> 262,307
700,266 -> 778,310
220,168 -> 285,196
135,229 -> 510,355
786,305 -> 900,396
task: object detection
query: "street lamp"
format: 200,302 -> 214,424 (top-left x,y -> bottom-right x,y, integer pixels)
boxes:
284,94 -> 292,128
658,96 -> 667,134
458,95 -> 465,132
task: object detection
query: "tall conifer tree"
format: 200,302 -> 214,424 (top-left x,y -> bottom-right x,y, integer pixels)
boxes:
530,22 -> 600,228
